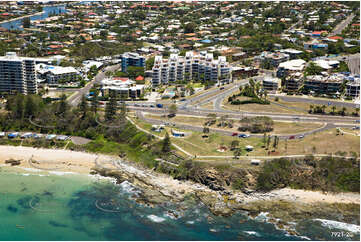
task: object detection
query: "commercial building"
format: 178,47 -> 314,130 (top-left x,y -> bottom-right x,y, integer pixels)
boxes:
151,51 -> 232,86
120,52 -> 145,72
0,52 -> 37,94
262,76 -> 281,92
100,77 -> 144,99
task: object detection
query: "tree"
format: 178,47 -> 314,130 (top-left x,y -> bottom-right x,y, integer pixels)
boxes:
305,62 -> 323,76
146,56 -> 155,70
184,22 -> 196,33
119,101 -> 127,120
233,148 -> 242,158
263,133 -> 267,147
266,135 -> 271,150
340,107 -> 347,116
203,126 -> 210,134
231,140 -> 239,150
90,91 -> 99,114
331,105 -> 336,114
309,104 -> 314,113
105,92 -> 117,121
24,95 -> 35,118
168,104 -> 177,117
57,94 -> 68,117
22,17 -> 31,28
162,132 -> 171,153
321,104 -> 327,114
78,94 -> 88,118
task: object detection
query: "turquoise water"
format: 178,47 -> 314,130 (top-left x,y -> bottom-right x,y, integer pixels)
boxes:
0,167 -> 359,241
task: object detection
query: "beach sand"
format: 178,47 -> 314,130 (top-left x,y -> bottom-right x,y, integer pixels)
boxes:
0,145 -> 359,206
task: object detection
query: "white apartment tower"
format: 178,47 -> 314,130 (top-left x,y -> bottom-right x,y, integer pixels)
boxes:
151,51 -> 231,86
0,52 -> 37,95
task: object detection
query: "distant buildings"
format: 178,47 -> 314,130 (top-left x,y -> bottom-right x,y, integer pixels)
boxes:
120,52 -> 145,72
151,51 -> 232,86
100,77 -> 144,99
0,52 -> 37,95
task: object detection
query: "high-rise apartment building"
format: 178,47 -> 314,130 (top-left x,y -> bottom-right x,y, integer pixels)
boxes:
0,52 -> 37,95
151,51 -> 231,86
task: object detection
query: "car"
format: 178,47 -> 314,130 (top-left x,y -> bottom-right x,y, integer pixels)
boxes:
134,104 -> 140,107
46,134 -> 57,140
238,134 -> 250,138
289,136 -> 295,139
220,87 -> 225,90
56,135 -> 69,141
8,132 -> 19,139
0,131 -> 5,138
231,132 -> 238,136
33,134 -> 43,139
298,135 -> 304,139
21,132 -> 33,139
150,104 -> 155,108
156,104 -> 163,108
352,126 -> 360,130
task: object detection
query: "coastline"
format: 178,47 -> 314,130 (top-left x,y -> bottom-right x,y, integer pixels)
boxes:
0,144 -> 359,235
0,145 -> 359,205
0,11 -> 45,25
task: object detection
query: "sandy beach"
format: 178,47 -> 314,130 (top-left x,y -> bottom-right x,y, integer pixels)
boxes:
0,145 -> 359,206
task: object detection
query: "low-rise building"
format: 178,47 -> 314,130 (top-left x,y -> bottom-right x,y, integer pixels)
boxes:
285,72 -> 303,92
262,76 -> 281,92
259,51 -> 289,68
346,78 -> 360,98
36,64 -> 80,84
303,75 -> 342,95
277,59 -> 306,78
101,77 -> 144,99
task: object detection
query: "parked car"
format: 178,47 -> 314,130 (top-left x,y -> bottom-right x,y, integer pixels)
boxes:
0,132 -> 5,138
21,132 -> 33,139
352,126 -> 360,130
238,134 -> 250,138
231,132 -> 238,136
150,104 -> 155,108
156,103 -> 163,108
298,135 -> 304,139
8,132 -> 19,139
46,134 -> 57,140
33,134 -> 43,139
220,87 -> 225,90
289,136 -> 295,139
56,135 -> 69,141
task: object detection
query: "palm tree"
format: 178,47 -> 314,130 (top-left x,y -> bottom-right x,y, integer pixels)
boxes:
331,105 -> 336,114
309,104 -> 314,113
341,107 -> 347,116
321,105 -> 327,114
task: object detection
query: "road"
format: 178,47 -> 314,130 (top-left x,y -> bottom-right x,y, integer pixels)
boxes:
268,94 -> 360,109
67,64 -> 120,107
329,13 -> 355,36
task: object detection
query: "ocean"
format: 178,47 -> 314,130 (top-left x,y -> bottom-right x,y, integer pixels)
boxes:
0,166 -> 359,241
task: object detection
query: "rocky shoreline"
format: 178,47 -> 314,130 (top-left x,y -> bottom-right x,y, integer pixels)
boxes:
91,160 -> 360,237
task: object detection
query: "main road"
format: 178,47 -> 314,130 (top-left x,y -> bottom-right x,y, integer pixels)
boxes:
67,64 -> 120,107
